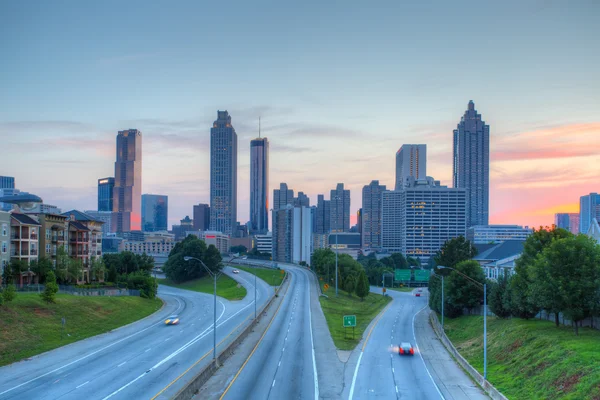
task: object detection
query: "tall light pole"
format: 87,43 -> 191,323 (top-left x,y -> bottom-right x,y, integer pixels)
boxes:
437,265 -> 487,380
184,256 -> 220,362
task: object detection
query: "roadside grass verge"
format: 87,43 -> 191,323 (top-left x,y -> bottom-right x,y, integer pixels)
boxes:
387,286 -> 414,293
0,293 -> 162,367
319,282 -> 392,350
443,315 -> 600,400
158,275 -> 247,300
235,266 -> 285,286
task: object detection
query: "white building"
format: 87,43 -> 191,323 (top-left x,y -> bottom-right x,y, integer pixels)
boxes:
120,231 -> 175,256
186,230 -> 230,254
467,225 -> 532,244
381,177 -> 466,263
587,218 -> 600,243
254,232 -> 272,254
272,205 -> 312,264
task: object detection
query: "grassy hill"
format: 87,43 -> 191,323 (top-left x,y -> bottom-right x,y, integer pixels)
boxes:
443,315 -> 600,399
158,274 -> 247,300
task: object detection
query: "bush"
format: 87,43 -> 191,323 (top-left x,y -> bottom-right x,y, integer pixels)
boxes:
41,271 -> 59,304
126,273 -> 158,299
3,284 -> 16,302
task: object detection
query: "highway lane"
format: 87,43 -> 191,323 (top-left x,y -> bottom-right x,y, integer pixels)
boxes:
0,267 -> 272,400
219,264 -> 319,400
349,288 -> 443,400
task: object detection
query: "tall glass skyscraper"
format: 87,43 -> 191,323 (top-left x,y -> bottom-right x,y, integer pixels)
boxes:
98,177 -> 115,211
250,136 -> 269,234
330,183 -> 350,232
580,193 -> 600,234
0,176 -> 15,189
210,111 -> 237,235
141,194 -> 168,232
112,129 -> 142,233
395,145 -> 426,190
362,180 -> 386,249
453,100 -> 490,227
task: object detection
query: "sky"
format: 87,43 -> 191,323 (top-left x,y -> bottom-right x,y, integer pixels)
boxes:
1,0 -> 599,229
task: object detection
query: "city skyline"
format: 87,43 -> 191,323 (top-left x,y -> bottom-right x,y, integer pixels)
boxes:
2,2 -> 599,229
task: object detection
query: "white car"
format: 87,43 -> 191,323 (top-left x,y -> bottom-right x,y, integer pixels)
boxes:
232,269 -> 240,274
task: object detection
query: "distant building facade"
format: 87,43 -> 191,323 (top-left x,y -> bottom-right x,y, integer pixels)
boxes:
395,145 -> 426,190
0,176 -> 15,189
250,137 -> 269,234
98,177 -> 115,212
84,210 -> 114,235
453,100 -> 490,227
9,213 -> 40,285
272,205 -> 312,264
467,225 -> 532,244
254,232 -> 273,254
193,204 -> 210,231
315,194 -> 331,234
141,194 -> 168,232
112,129 -> 142,233
329,232 -> 361,260
294,192 -> 310,207
273,183 -> 294,210
172,216 -> 193,241
330,183 -> 350,232
580,193 -> 600,235
187,230 -> 230,254
0,211 -> 11,281
210,111 -> 238,236
361,180 -> 386,249
38,213 -> 68,266
555,212 -> 579,234
120,231 -> 176,256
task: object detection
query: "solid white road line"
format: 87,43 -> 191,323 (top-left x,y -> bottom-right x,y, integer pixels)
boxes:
412,305 -> 445,400
117,362 -> 127,367
348,352 -> 364,400
303,269 -> 320,400
145,348 -> 151,353
76,381 -> 89,389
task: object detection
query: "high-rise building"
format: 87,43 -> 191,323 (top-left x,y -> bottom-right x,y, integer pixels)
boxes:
250,136 -> 269,234
272,205 -> 312,264
295,192 -> 310,207
361,180 -> 386,249
273,183 -> 294,210
210,111 -> 237,235
315,194 -> 331,234
193,204 -> 210,231
0,176 -> 15,189
98,177 -> 115,212
580,193 -> 600,234
568,213 -> 580,235
330,183 -> 350,232
357,208 -> 362,236
453,100 -> 490,227
141,194 -> 168,232
381,177 -> 467,262
467,225 -> 532,244
112,129 -> 142,233
555,213 -> 570,231
85,210 -> 114,235
395,145 -> 426,190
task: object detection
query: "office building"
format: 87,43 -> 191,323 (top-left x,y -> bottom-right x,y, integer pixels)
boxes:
467,225 -> 532,244
295,192 -> 310,207
555,212 -> 579,234
112,129 -> 142,233
120,231 -> 176,257
187,230 -> 230,254
330,183 -> 350,232
361,180 -> 386,249
395,145 -> 426,190
192,204 -> 210,231
250,136 -> 269,234
567,213 -> 580,235
315,195 -> 331,234
141,194 -> 168,232
0,176 -> 15,189
272,205 -> 312,264
84,210 -> 114,235
210,111 -> 238,236
453,100 -> 490,227
273,183 -> 294,210
98,177 -> 115,212
580,193 -> 600,234
172,215 -> 193,241
381,178 -> 467,262
312,233 -> 329,251
254,232 -> 273,254
311,206 -> 317,234
329,232 -> 362,260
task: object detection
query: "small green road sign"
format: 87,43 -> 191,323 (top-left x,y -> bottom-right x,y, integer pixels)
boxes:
394,269 -> 411,282
343,315 -> 357,327
414,270 -> 430,282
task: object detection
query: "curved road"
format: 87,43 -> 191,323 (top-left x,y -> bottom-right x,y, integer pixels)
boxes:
219,263 -> 319,400
348,288 -> 444,400
0,267 -> 271,400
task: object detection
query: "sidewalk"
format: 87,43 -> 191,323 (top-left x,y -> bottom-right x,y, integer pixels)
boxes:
414,308 -> 489,400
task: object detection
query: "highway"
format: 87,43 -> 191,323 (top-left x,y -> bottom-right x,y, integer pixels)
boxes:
0,267 -> 271,400
218,264 -> 319,400
348,287 -> 444,400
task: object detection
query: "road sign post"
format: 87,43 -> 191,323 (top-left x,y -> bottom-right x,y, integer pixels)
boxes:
343,315 -> 357,339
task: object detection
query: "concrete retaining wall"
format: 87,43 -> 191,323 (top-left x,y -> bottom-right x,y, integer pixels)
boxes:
173,272 -> 289,400
429,311 -> 508,400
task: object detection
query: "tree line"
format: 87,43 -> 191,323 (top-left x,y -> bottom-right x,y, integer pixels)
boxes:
163,235 -> 222,283
311,249 -> 370,300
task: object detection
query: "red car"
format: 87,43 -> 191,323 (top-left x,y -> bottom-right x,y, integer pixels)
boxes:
415,292 -> 421,297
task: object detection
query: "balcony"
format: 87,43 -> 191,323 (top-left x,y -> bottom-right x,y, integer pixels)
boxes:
30,249 -> 38,256
20,249 -> 29,256
96,251 -> 102,256
11,234 -> 20,240
10,249 -> 18,257
30,234 -> 38,240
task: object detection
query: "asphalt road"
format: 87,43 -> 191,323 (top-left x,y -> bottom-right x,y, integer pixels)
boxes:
0,266 -> 271,400
348,287 -> 444,400
219,263 -> 319,400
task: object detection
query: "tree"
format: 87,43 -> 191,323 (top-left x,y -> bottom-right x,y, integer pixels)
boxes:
107,265 -> 118,283
444,260 -> 486,317
230,245 -> 247,254
204,244 -> 223,273
343,274 -> 356,296
3,259 -> 27,284
163,235 -> 209,283
90,257 -> 106,282
29,257 -> 52,284
381,253 -> 408,270
433,236 -> 477,271
532,235 -> 600,335
41,271 -> 59,303
355,271 -> 370,301
67,258 -> 84,283
3,284 -> 16,302
407,256 -> 421,268
55,245 -> 70,284
489,272 -> 512,318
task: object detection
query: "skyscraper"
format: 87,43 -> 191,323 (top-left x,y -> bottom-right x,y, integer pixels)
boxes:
98,177 -> 115,212
294,192 -> 310,207
395,145 -> 426,190
141,194 -> 168,232
273,183 -> 294,210
112,129 -> 142,233
272,205 -> 312,264
250,136 -> 269,234
315,194 -> 331,234
580,193 -> 600,234
554,213 -> 571,231
193,203 -> 210,231
361,180 -> 386,249
330,183 -> 350,232
210,111 -> 238,235
453,100 -> 490,227
0,176 -> 15,189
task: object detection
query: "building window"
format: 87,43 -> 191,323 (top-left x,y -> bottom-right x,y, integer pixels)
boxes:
1,241 -> 6,254
46,229 -> 51,239
2,224 -> 7,236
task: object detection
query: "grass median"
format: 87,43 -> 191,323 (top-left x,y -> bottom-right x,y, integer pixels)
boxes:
443,315 -> 600,400
387,286 -> 414,293
158,275 -> 247,300
0,293 -> 162,367
235,266 -> 285,286
319,283 -> 392,350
